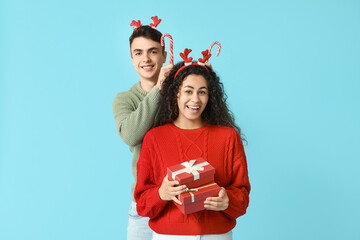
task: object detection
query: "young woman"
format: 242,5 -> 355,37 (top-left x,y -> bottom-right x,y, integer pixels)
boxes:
134,49 -> 250,240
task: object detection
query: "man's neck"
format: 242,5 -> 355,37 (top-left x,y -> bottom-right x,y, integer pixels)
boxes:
139,78 -> 157,92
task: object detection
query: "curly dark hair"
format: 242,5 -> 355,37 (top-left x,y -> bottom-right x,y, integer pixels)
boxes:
157,62 -> 243,137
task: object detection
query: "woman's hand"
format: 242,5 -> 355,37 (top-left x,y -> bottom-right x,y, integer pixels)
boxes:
204,187 -> 229,211
156,63 -> 174,90
158,174 -> 187,205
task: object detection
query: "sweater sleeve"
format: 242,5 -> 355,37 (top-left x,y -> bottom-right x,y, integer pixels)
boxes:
112,85 -> 161,147
222,130 -> 251,219
134,131 -> 168,218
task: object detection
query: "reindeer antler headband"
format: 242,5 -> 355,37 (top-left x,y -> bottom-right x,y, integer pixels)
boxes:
130,16 -> 162,30
174,41 -> 221,78
174,49 -> 211,78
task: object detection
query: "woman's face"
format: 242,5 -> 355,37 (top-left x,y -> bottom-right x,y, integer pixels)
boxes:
175,74 -> 209,129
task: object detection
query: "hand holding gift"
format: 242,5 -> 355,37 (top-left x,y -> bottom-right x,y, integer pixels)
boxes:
175,182 -> 221,214
204,187 -> 229,211
158,174 -> 187,205
166,158 -> 223,215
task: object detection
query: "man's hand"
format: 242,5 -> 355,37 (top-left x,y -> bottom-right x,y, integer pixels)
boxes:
158,174 -> 186,205
205,62 -> 213,70
204,187 -> 229,211
156,63 -> 174,90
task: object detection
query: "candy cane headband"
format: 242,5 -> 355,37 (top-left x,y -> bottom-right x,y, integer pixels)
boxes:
130,16 -> 162,31
207,41 -> 221,62
161,33 -> 174,64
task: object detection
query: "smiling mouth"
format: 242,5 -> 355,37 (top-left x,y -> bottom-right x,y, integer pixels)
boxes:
187,105 -> 200,110
141,65 -> 154,71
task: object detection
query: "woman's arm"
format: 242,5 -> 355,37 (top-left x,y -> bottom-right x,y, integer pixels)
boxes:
205,129 -> 251,219
223,130 -> 251,219
134,131 -> 186,218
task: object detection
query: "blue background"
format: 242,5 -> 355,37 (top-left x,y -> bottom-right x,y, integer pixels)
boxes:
1,0 -> 359,239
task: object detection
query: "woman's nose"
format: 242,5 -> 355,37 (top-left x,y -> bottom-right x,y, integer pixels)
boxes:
191,94 -> 200,102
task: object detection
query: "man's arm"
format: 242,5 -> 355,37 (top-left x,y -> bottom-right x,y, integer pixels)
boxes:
112,85 -> 161,147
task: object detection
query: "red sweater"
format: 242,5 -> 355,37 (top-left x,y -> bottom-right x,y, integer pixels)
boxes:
134,123 -> 250,235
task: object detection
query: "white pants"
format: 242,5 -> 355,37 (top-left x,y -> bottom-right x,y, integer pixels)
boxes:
127,201 -> 153,240
152,231 -> 232,240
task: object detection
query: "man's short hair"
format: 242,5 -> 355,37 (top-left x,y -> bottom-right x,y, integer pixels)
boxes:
129,25 -> 163,47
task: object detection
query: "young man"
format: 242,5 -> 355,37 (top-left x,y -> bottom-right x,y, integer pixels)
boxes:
112,23 -> 173,240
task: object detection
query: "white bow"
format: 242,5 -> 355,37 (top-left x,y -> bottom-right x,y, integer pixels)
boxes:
172,159 -> 209,181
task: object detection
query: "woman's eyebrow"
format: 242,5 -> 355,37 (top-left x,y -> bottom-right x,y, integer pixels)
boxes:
183,85 -> 208,89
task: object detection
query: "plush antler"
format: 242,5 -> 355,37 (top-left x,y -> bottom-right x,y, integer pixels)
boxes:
150,16 -> 161,28
198,50 -> 212,65
175,48 -> 211,78
130,20 -> 141,30
180,48 -> 193,65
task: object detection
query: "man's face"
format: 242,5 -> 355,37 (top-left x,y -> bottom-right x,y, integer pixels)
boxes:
130,37 -> 166,83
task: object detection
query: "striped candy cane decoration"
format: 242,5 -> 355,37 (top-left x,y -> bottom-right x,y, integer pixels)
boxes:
208,41 -> 221,56
161,33 -> 174,64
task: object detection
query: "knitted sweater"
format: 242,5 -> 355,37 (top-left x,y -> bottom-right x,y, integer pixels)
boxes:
134,123 -> 250,235
112,82 -> 161,201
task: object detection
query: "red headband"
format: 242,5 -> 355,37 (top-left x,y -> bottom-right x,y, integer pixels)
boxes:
174,48 -> 212,78
130,16 -> 162,31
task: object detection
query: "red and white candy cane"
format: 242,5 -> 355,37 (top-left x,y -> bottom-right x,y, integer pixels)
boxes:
161,33 -> 174,64
208,41 -> 221,57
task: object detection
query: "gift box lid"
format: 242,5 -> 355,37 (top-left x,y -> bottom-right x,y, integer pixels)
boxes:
167,158 -> 215,185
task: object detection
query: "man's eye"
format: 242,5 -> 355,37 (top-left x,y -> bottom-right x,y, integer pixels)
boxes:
151,50 -> 158,54
135,52 -> 141,56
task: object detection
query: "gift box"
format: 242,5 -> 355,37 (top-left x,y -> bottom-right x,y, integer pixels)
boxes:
174,182 -> 221,215
167,158 -> 215,189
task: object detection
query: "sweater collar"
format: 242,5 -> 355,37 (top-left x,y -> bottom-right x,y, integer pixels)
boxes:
132,82 -> 148,97
168,123 -> 210,132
